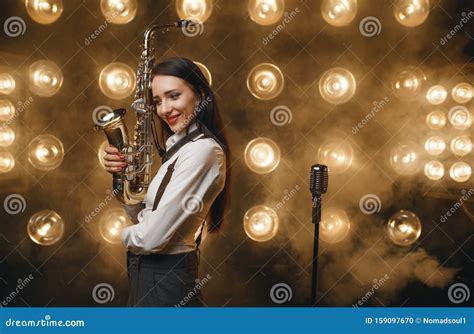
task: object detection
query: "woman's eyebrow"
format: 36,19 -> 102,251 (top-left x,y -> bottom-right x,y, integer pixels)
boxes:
153,89 -> 180,99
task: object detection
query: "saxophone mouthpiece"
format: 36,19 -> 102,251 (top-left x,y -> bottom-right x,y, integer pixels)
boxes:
176,19 -> 198,28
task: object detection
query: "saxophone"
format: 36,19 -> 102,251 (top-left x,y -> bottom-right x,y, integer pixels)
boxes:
95,20 -> 194,205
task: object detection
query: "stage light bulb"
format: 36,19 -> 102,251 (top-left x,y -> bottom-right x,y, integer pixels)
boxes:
99,62 -> 136,100
28,210 -> 64,246
29,60 -> 63,97
318,139 -> 353,174
25,0 -> 63,24
100,0 -> 137,24
387,210 -> 421,246
248,0 -> 284,26
424,136 -> 445,155
245,138 -> 281,174
450,136 -> 472,157
321,0 -> 357,27
451,83 -> 472,104
425,110 -> 446,130
0,100 -> 15,122
424,161 -> 444,180
27,134 -> 64,171
319,67 -> 356,104
194,61 -> 212,86
320,207 -> 350,243
0,74 -> 16,95
176,0 -> 213,23
391,66 -> 426,99
390,142 -> 418,175
0,126 -> 15,147
99,208 -> 132,244
243,205 -> 279,242
393,0 -> 430,27
247,63 -> 284,100
426,85 -> 447,105
448,106 -> 472,130
449,162 -> 471,183
0,149 -> 14,173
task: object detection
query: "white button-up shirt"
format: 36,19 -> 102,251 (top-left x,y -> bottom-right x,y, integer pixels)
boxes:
120,122 -> 226,255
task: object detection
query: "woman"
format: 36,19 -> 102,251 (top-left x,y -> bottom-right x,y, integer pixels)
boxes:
103,57 -> 231,307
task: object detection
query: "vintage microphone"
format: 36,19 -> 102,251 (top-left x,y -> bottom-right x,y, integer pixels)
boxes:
309,164 -> 328,306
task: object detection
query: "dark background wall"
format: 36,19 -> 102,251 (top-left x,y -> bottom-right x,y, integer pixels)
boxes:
0,0 -> 473,307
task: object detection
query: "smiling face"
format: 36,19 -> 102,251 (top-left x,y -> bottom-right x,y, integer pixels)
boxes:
152,75 -> 199,134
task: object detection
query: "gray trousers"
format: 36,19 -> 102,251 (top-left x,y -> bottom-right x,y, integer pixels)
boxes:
126,251 -> 202,307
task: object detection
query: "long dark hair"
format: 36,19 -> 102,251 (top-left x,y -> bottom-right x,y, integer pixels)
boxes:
152,57 -> 231,233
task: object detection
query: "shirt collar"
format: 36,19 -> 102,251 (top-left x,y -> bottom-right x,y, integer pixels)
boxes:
165,121 -> 199,150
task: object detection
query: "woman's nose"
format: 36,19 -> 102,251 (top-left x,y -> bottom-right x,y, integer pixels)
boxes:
161,99 -> 172,113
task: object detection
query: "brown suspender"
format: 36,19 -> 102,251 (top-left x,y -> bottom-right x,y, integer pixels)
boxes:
151,157 -> 178,211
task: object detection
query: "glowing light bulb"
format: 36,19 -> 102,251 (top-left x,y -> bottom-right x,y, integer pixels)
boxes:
245,138 -> 281,174
29,60 -> 63,97
424,136 -> 445,155
426,85 -> 447,105
0,149 -> 15,173
243,205 -> 279,242
319,67 -> 356,104
387,210 -> 421,246
27,134 -> 64,171
320,207 -> 350,243
99,62 -> 136,100
449,162 -> 471,183
448,106 -> 472,130
27,210 -> 64,246
318,139 -> 353,174
100,0 -> 137,24
393,0 -> 430,27
425,110 -> 446,130
450,136 -> 472,157
391,66 -> 426,99
451,83 -> 472,104
194,61 -> 212,86
0,126 -> 15,147
424,161 -> 444,180
390,142 -> 418,175
99,208 -> 132,244
321,0 -> 357,27
25,0 -> 63,24
0,100 -> 15,122
0,74 -> 16,95
248,0 -> 284,25
247,63 -> 284,100
176,0 -> 213,23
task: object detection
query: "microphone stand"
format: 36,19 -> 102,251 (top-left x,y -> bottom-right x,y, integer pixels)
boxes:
311,193 -> 322,306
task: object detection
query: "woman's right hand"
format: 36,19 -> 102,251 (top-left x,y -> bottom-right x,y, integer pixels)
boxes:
103,146 -> 127,174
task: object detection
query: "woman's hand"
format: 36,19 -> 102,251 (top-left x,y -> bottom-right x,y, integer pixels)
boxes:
103,146 -> 127,174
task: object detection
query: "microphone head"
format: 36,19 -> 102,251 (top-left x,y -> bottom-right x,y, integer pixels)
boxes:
310,164 -> 328,195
